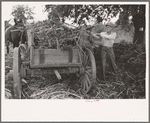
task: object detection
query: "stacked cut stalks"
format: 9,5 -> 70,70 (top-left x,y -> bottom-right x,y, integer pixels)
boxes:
30,20 -> 80,49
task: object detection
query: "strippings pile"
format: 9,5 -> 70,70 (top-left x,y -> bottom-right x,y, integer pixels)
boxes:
114,43 -> 145,98
21,75 -> 84,99
93,43 -> 146,99
5,88 -> 13,99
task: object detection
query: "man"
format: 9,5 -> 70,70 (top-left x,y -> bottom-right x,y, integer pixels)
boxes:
89,22 -> 117,81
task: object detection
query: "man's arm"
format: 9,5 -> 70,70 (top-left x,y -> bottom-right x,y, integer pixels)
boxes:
91,32 -> 101,39
86,31 -> 101,39
100,32 -> 116,40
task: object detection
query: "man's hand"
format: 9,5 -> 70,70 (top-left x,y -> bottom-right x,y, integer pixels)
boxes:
90,32 -> 101,39
86,31 -> 101,39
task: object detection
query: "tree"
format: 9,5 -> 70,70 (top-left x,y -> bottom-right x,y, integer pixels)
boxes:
132,5 -> 145,44
117,5 -> 145,44
44,5 -> 121,25
45,4 -> 145,44
11,5 -> 35,24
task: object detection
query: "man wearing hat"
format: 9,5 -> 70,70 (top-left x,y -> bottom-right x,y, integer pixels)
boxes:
88,22 -> 117,81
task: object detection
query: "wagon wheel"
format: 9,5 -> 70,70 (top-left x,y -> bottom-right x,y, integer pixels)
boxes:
80,48 -> 96,94
13,47 -> 22,99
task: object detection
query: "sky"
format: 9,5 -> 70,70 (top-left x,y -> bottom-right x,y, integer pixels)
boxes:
2,2 -> 119,25
2,2 -> 48,24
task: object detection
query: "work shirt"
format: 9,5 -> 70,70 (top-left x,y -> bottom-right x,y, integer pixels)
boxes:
100,32 -> 117,47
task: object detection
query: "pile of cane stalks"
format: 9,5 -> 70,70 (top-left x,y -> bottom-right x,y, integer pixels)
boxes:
5,20 -> 146,99
20,75 -> 83,99
30,20 -> 80,49
94,43 -> 146,99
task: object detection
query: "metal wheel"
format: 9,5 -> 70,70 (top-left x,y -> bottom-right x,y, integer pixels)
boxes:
13,47 -> 22,99
80,48 -> 96,94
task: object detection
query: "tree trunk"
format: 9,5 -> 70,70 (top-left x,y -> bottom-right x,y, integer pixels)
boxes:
132,13 -> 145,44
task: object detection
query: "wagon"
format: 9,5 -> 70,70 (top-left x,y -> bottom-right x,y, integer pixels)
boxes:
11,28 -> 96,99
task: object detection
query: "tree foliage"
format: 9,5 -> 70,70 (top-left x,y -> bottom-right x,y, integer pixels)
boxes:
45,4 -> 145,43
45,4 -> 122,25
45,4 -> 145,25
11,5 -> 35,23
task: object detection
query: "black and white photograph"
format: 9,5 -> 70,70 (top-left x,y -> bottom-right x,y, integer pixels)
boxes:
1,1 -> 149,122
